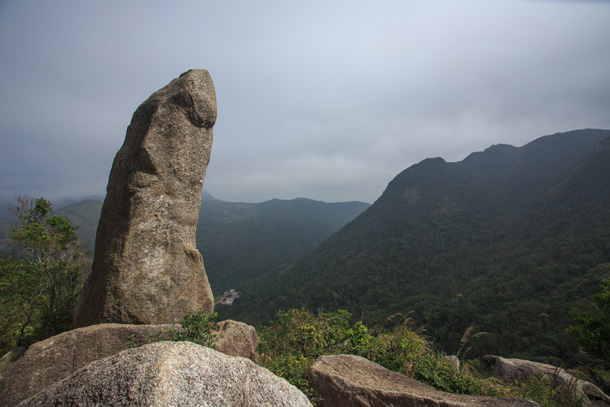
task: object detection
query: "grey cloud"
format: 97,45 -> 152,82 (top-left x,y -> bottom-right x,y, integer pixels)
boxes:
1,0 -> 609,205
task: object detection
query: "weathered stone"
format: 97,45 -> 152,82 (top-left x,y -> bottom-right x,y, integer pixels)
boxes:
309,354 -> 541,407
215,320 -> 260,364
73,70 -> 216,327
0,324 -> 176,407
0,321 -> 261,406
0,347 -> 25,380
491,356 -> 610,407
19,341 -> 312,407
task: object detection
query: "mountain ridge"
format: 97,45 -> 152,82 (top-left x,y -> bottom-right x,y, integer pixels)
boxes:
222,128 -> 610,366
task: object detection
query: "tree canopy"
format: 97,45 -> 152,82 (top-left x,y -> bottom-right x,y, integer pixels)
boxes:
0,196 -> 89,353
568,277 -> 610,363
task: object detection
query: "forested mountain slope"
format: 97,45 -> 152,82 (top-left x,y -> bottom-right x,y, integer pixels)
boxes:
224,129 -> 610,365
196,196 -> 369,292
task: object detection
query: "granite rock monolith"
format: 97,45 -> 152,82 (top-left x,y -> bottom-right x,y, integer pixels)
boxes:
73,70 -> 216,327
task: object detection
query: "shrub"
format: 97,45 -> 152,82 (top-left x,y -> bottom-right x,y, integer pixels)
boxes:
177,310 -> 218,347
568,277 -> 610,363
257,308 -> 355,401
510,374 -> 586,407
257,308 -> 502,404
130,311 -> 218,349
0,196 -> 89,353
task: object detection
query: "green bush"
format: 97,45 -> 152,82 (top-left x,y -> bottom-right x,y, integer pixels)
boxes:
511,374 -> 586,407
359,315 -> 501,396
568,277 -> 610,363
257,308 -> 354,400
257,308 -> 502,404
0,196 -> 89,354
178,310 -> 218,347
131,311 -> 218,349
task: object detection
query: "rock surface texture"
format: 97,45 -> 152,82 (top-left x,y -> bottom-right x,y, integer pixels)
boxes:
0,347 -> 25,380
492,356 -> 610,407
309,354 -> 541,407
0,321 -> 260,407
215,319 -> 260,365
0,324 -> 176,407
19,341 -> 312,407
73,70 -> 216,327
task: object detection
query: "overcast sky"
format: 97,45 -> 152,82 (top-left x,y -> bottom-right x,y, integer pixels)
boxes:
1,1 -> 609,206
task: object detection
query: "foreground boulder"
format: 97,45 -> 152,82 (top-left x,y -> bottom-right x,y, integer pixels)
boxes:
19,341 -> 312,407
73,69 -> 217,327
309,354 -> 540,407
0,321 -> 258,406
491,356 -> 610,407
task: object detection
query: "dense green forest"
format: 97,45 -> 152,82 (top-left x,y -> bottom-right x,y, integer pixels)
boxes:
0,197 -> 88,353
221,129 -> 610,367
196,195 -> 369,292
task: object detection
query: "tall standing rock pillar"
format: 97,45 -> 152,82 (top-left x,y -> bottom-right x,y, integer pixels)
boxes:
73,70 -> 216,327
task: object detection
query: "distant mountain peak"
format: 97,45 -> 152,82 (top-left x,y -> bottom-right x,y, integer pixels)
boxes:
202,190 -> 221,201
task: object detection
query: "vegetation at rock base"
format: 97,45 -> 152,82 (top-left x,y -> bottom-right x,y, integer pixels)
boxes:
177,310 -> 218,347
0,196 -> 89,354
258,308 -> 588,406
260,309 -> 490,403
129,311 -> 219,349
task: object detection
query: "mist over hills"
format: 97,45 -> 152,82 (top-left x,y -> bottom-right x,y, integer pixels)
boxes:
222,129 -> 610,365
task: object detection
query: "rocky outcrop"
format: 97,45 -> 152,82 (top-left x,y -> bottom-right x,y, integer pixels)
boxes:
0,324 -> 175,407
19,341 -> 312,407
491,356 -> 610,407
215,320 -> 260,364
0,321 -> 259,406
0,347 -> 25,380
73,70 -> 216,327
309,354 -> 540,407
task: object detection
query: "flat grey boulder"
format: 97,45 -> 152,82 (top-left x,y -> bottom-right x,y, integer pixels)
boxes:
0,321 -> 259,406
309,354 -> 540,407
492,356 -> 610,407
73,69 -> 217,327
19,341 -> 312,407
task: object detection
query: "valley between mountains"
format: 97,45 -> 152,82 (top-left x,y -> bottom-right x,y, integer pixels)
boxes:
221,128 -> 610,368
